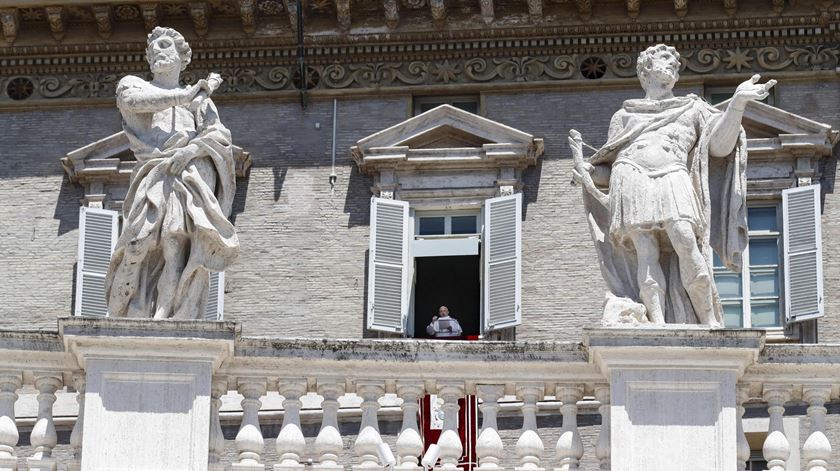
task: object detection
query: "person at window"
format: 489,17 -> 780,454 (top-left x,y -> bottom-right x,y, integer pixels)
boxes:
426,306 -> 463,338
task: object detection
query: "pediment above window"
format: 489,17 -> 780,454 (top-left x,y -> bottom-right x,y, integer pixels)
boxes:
351,105 -> 544,208
713,99 -> 839,196
61,131 -> 251,208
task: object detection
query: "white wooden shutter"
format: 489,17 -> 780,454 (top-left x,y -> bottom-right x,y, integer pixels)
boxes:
74,206 -> 119,317
367,197 -> 410,333
783,185 -> 823,323
483,193 -> 522,332
204,271 -> 225,320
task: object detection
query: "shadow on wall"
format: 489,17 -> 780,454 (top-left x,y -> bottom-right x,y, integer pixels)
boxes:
521,157 -> 544,219
344,164 -> 373,228
273,166 -> 287,202
819,146 -> 839,212
53,175 -> 83,236
230,170 -> 251,225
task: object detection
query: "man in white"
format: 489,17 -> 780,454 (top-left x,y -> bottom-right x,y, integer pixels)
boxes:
426,306 -> 463,338
571,44 -> 775,327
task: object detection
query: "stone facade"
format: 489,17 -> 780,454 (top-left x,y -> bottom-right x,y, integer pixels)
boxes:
1,80 -> 838,340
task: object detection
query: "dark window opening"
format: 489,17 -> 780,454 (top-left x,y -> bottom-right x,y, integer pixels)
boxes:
413,255 -> 481,338
413,95 -> 480,116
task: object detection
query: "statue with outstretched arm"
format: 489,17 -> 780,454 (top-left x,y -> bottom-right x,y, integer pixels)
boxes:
570,44 -> 775,327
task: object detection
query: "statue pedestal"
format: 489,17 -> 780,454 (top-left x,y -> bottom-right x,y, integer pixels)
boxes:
60,318 -> 236,471
585,327 -> 762,471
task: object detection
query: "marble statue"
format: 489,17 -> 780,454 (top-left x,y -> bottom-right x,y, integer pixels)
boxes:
105,27 -> 239,319
570,44 -> 775,327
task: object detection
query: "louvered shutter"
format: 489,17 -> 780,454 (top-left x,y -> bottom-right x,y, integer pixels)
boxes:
204,271 -> 225,320
783,185 -> 824,323
367,197 -> 410,333
74,207 -> 119,317
483,193 -> 522,332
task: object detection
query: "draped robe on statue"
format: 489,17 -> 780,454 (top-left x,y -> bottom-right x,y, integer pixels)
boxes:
581,94 -> 749,325
105,81 -> 239,319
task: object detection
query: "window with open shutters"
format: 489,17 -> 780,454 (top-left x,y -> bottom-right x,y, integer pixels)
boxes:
711,185 -> 823,329
366,194 -> 521,337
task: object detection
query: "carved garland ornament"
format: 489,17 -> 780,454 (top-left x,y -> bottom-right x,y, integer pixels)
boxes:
1,45 -> 838,102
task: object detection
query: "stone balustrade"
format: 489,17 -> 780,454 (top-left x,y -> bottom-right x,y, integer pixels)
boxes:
0,319 -> 838,470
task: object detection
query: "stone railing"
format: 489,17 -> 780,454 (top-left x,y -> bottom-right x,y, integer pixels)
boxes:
0,319 -> 838,470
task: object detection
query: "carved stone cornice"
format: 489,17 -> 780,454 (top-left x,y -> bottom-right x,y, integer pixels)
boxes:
1,43 -> 836,105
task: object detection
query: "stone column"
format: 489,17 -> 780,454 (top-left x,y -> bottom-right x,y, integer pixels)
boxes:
275,379 -> 308,471
593,385 -> 610,471
515,383 -> 544,471
209,379 -> 228,471
27,373 -> 62,471
395,382 -> 424,471
234,378 -> 267,470
735,385 -> 749,471
475,385 -> 505,471
435,382 -> 464,471
0,372 -> 21,471
554,385 -> 583,471
353,382 -> 386,471
762,386 -> 791,471
313,382 -> 345,471
67,373 -> 86,471
802,386 -> 832,471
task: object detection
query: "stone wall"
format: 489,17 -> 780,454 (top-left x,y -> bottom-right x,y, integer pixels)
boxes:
0,78 -> 837,342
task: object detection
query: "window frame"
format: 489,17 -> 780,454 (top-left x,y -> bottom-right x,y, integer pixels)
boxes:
714,202 -> 784,331
412,95 -> 481,116
414,210 -> 483,238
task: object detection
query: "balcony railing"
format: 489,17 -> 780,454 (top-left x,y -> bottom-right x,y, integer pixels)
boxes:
0,319 -> 837,471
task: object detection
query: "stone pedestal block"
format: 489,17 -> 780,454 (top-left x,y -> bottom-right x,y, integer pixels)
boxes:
60,318 -> 236,471
585,327 -> 762,471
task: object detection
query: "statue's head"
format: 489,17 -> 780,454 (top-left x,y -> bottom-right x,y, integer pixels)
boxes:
145,27 -> 192,74
636,44 -> 680,92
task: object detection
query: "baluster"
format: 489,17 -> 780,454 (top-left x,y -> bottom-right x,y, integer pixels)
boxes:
802,386 -> 832,471
276,379 -> 308,471
594,385 -> 610,471
395,382 -> 424,471
435,382 -> 464,471
209,379 -> 228,471
234,378 -> 267,470
67,373 -> 86,471
313,382 -> 345,471
27,373 -> 62,471
515,383 -> 544,471
736,385 -> 749,471
353,382 -> 386,470
475,385 -> 505,471
0,372 -> 21,471
762,386 -> 791,471
554,385 -> 583,471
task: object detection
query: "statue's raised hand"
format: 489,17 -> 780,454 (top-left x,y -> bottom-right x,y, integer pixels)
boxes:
732,74 -> 776,109
569,129 -> 593,184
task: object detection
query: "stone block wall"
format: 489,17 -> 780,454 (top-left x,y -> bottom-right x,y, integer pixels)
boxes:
0,78 -> 837,342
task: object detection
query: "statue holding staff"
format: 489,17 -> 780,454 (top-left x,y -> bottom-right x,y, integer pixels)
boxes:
105,27 -> 239,319
570,44 -> 776,327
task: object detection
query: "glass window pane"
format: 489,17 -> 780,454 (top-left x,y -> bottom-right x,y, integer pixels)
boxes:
418,217 -> 445,235
748,238 -> 779,266
713,252 -> 725,268
723,303 -> 744,328
452,101 -> 478,114
748,207 -> 778,232
451,216 -> 477,234
750,270 -> 779,297
714,273 -> 742,299
751,301 -> 781,328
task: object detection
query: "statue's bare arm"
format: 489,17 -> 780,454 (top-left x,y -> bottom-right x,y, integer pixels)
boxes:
116,75 -> 205,114
709,74 -> 776,157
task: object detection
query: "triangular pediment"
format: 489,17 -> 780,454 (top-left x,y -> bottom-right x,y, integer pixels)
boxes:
355,104 -> 536,153
62,131 -> 252,185
714,99 -> 838,154
352,105 -> 544,175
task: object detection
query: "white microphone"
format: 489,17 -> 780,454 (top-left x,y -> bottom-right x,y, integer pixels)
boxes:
420,444 -> 441,469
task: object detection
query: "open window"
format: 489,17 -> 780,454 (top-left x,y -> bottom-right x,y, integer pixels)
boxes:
355,105 -> 541,337
708,99 -> 837,338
